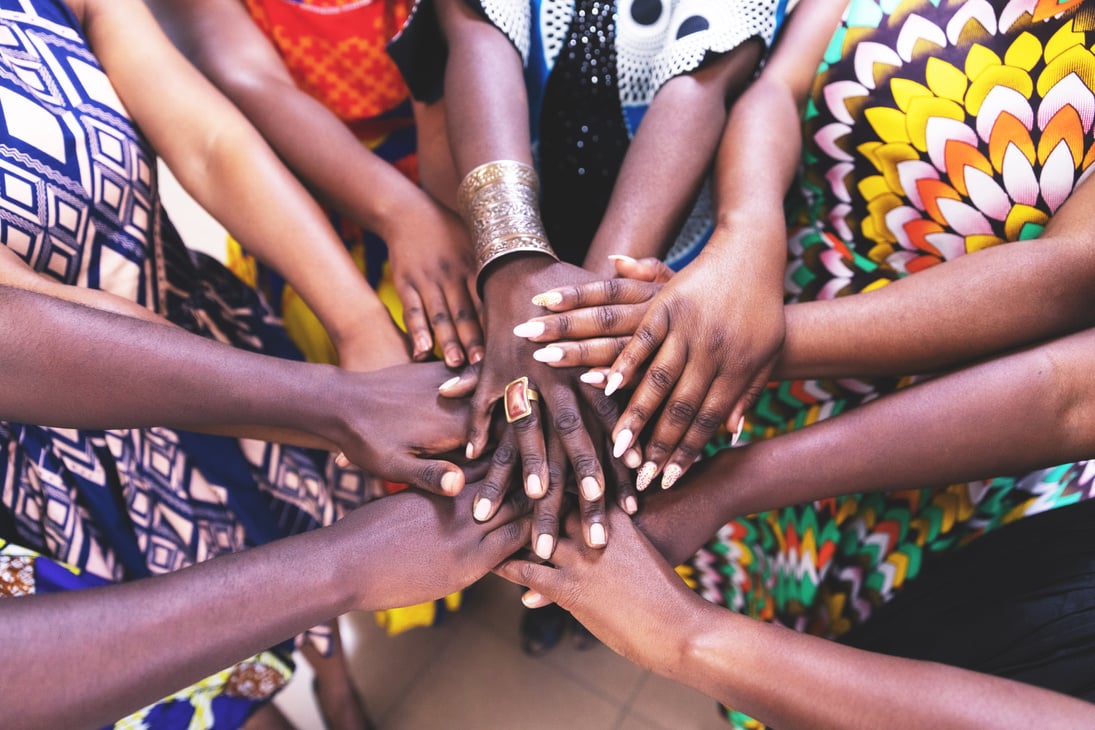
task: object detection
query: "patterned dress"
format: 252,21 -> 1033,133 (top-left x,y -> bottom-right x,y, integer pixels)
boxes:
0,1 -> 363,724
684,1 -> 1095,725
390,0 -> 792,268
227,0 -> 418,364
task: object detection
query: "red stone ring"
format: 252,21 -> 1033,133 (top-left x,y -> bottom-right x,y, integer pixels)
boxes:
504,376 -> 540,423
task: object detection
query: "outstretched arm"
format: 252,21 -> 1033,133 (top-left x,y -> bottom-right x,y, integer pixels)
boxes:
497,509 -> 1095,730
146,0 -> 484,367
3,486 -> 530,730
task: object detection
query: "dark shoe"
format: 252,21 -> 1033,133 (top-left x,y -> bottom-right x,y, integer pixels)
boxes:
520,603 -> 567,657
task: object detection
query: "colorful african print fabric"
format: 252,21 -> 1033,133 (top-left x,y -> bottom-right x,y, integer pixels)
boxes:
686,1 -> 1095,726
0,0 -> 367,723
228,0 -> 418,364
391,0 -> 792,267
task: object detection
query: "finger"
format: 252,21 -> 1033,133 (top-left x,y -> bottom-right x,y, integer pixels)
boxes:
423,289 -> 465,367
548,383 -> 606,507
493,559 -> 561,596
576,386 -> 637,513
659,382 -> 736,490
514,303 -> 648,343
531,337 -> 628,369
613,338 -> 688,489
510,386 -> 550,504
532,430 -> 568,560
397,284 -> 433,361
578,367 -> 611,389
611,255 -> 675,284
473,429 -> 520,522
531,277 -> 662,312
465,380 -> 499,459
444,281 -> 486,365
479,514 -> 534,562
438,362 -> 481,399
387,456 -> 465,496
603,304 -> 670,397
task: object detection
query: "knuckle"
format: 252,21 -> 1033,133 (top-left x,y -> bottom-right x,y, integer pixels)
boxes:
694,409 -> 724,433
634,326 -> 660,351
590,393 -> 618,420
604,277 -> 622,300
522,455 -> 546,474
477,478 -> 504,501
492,441 -> 518,467
647,439 -> 673,459
431,311 -> 453,326
572,455 -> 598,477
666,399 -> 697,425
454,308 -> 476,322
553,407 -> 583,435
646,366 -> 675,393
596,305 -> 618,331
556,315 -> 573,336
416,461 -> 442,488
628,404 -> 651,423
513,412 -> 539,433
675,441 -> 701,461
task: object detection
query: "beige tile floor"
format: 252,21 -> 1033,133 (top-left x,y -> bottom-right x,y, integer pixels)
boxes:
159,165 -> 729,730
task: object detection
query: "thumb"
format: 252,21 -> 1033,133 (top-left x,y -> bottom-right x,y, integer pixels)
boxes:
611,255 -> 675,283
438,362 -> 481,399
389,456 -> 466,496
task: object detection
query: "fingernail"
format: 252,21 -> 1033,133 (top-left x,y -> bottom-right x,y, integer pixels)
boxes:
580,370 -> 606,385
604,372 -> 624,397
527,473 -> 545,498
438,376 -> 461,392
535,533 -> 555,560
522,590 -> 544,607
731,416 -> 745,447
470,350 -> 484,364
589,522 -> 607,547
623,448 -> 642,469
612,429 -> 633,459
624,496 -> 638,514
533,346 -> 565,363
636,462 -> 657,492
466,442 -> 476,460
513,321 -> 546,338
335,452 -> 350,468
580,476 -> 602,501
532,291 -> 563,307
441,471 -> 462,495
607,254 -> 637,263
415,335 -> 432,354
473,497 -> 492,522
661,464 -> 682,490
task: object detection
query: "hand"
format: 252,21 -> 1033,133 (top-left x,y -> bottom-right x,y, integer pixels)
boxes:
327,361 -> 475,495
386,202 -> 485,367
470,256 -> 628,550
513,256 -> 673,372
601,244 -> 786,491
341,486 -> 532,612
494,508 -> 706,675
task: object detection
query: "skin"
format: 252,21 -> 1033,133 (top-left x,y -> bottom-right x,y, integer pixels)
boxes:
517,0 -> 1095,488
145,0 -> 485,367
432,0 -> 764,555
497,324 -> 1095,726
496,509 -> 1095,730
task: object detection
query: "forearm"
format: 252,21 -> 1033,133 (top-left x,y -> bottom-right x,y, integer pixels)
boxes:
682,600 -> 1095,729
643,327 -> 1095,563
0,286 -> 345,442
2,521 -> 360,730
777,231 -> 1095,379
583,44 -> 761,276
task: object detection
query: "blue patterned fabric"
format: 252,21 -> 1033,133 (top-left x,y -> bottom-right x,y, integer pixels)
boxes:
0,0 -> 362,724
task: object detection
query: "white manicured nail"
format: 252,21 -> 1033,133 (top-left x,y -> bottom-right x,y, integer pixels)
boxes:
473,498 -> 492,522
522,590 -> 544,607
535,534 -> 555,560
589,522 -> 607,547
526,473 -> 545,498
580,370 -> 606,385
607,254 -> 637,263
532,291 -> 563,307
580,476 -> 602,501
533,346 -> 565,363
613,429 -> 633,459
624,496 -> 638,514
438,376 -> 461,392
513,321 -> 545,338
731,416 -> 745,447
623,448 -> 642,469
604,372 -> 624,397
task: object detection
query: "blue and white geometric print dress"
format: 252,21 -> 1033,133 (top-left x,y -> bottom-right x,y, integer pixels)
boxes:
0,1 -> 361,724
390,0 -> 792,268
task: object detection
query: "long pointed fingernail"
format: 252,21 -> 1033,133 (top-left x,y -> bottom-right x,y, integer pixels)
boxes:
473,498 -> 492,522
439,376 -> 461,392
589,522 -> 607,547
526,473 -> 545,498
604,372 -> 624,397
535,533 -> 555,560
661,464 -> 682,490
612,429 -> 633,459
441,471 -> 462,495
513,321 -> 545,338
466,442 -> 476,460
636,461 -> 657,492
580,370 -> 606,385
731,416 -> 746,447
533,346 -> 565,363
607,254 -> 637,263
623,448 -> 642,469
580,476 -> 602,501
532,291 -> 563,307
624,496 -> 638,514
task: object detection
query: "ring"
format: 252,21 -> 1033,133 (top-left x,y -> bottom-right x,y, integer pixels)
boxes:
504,376 -> 540,423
